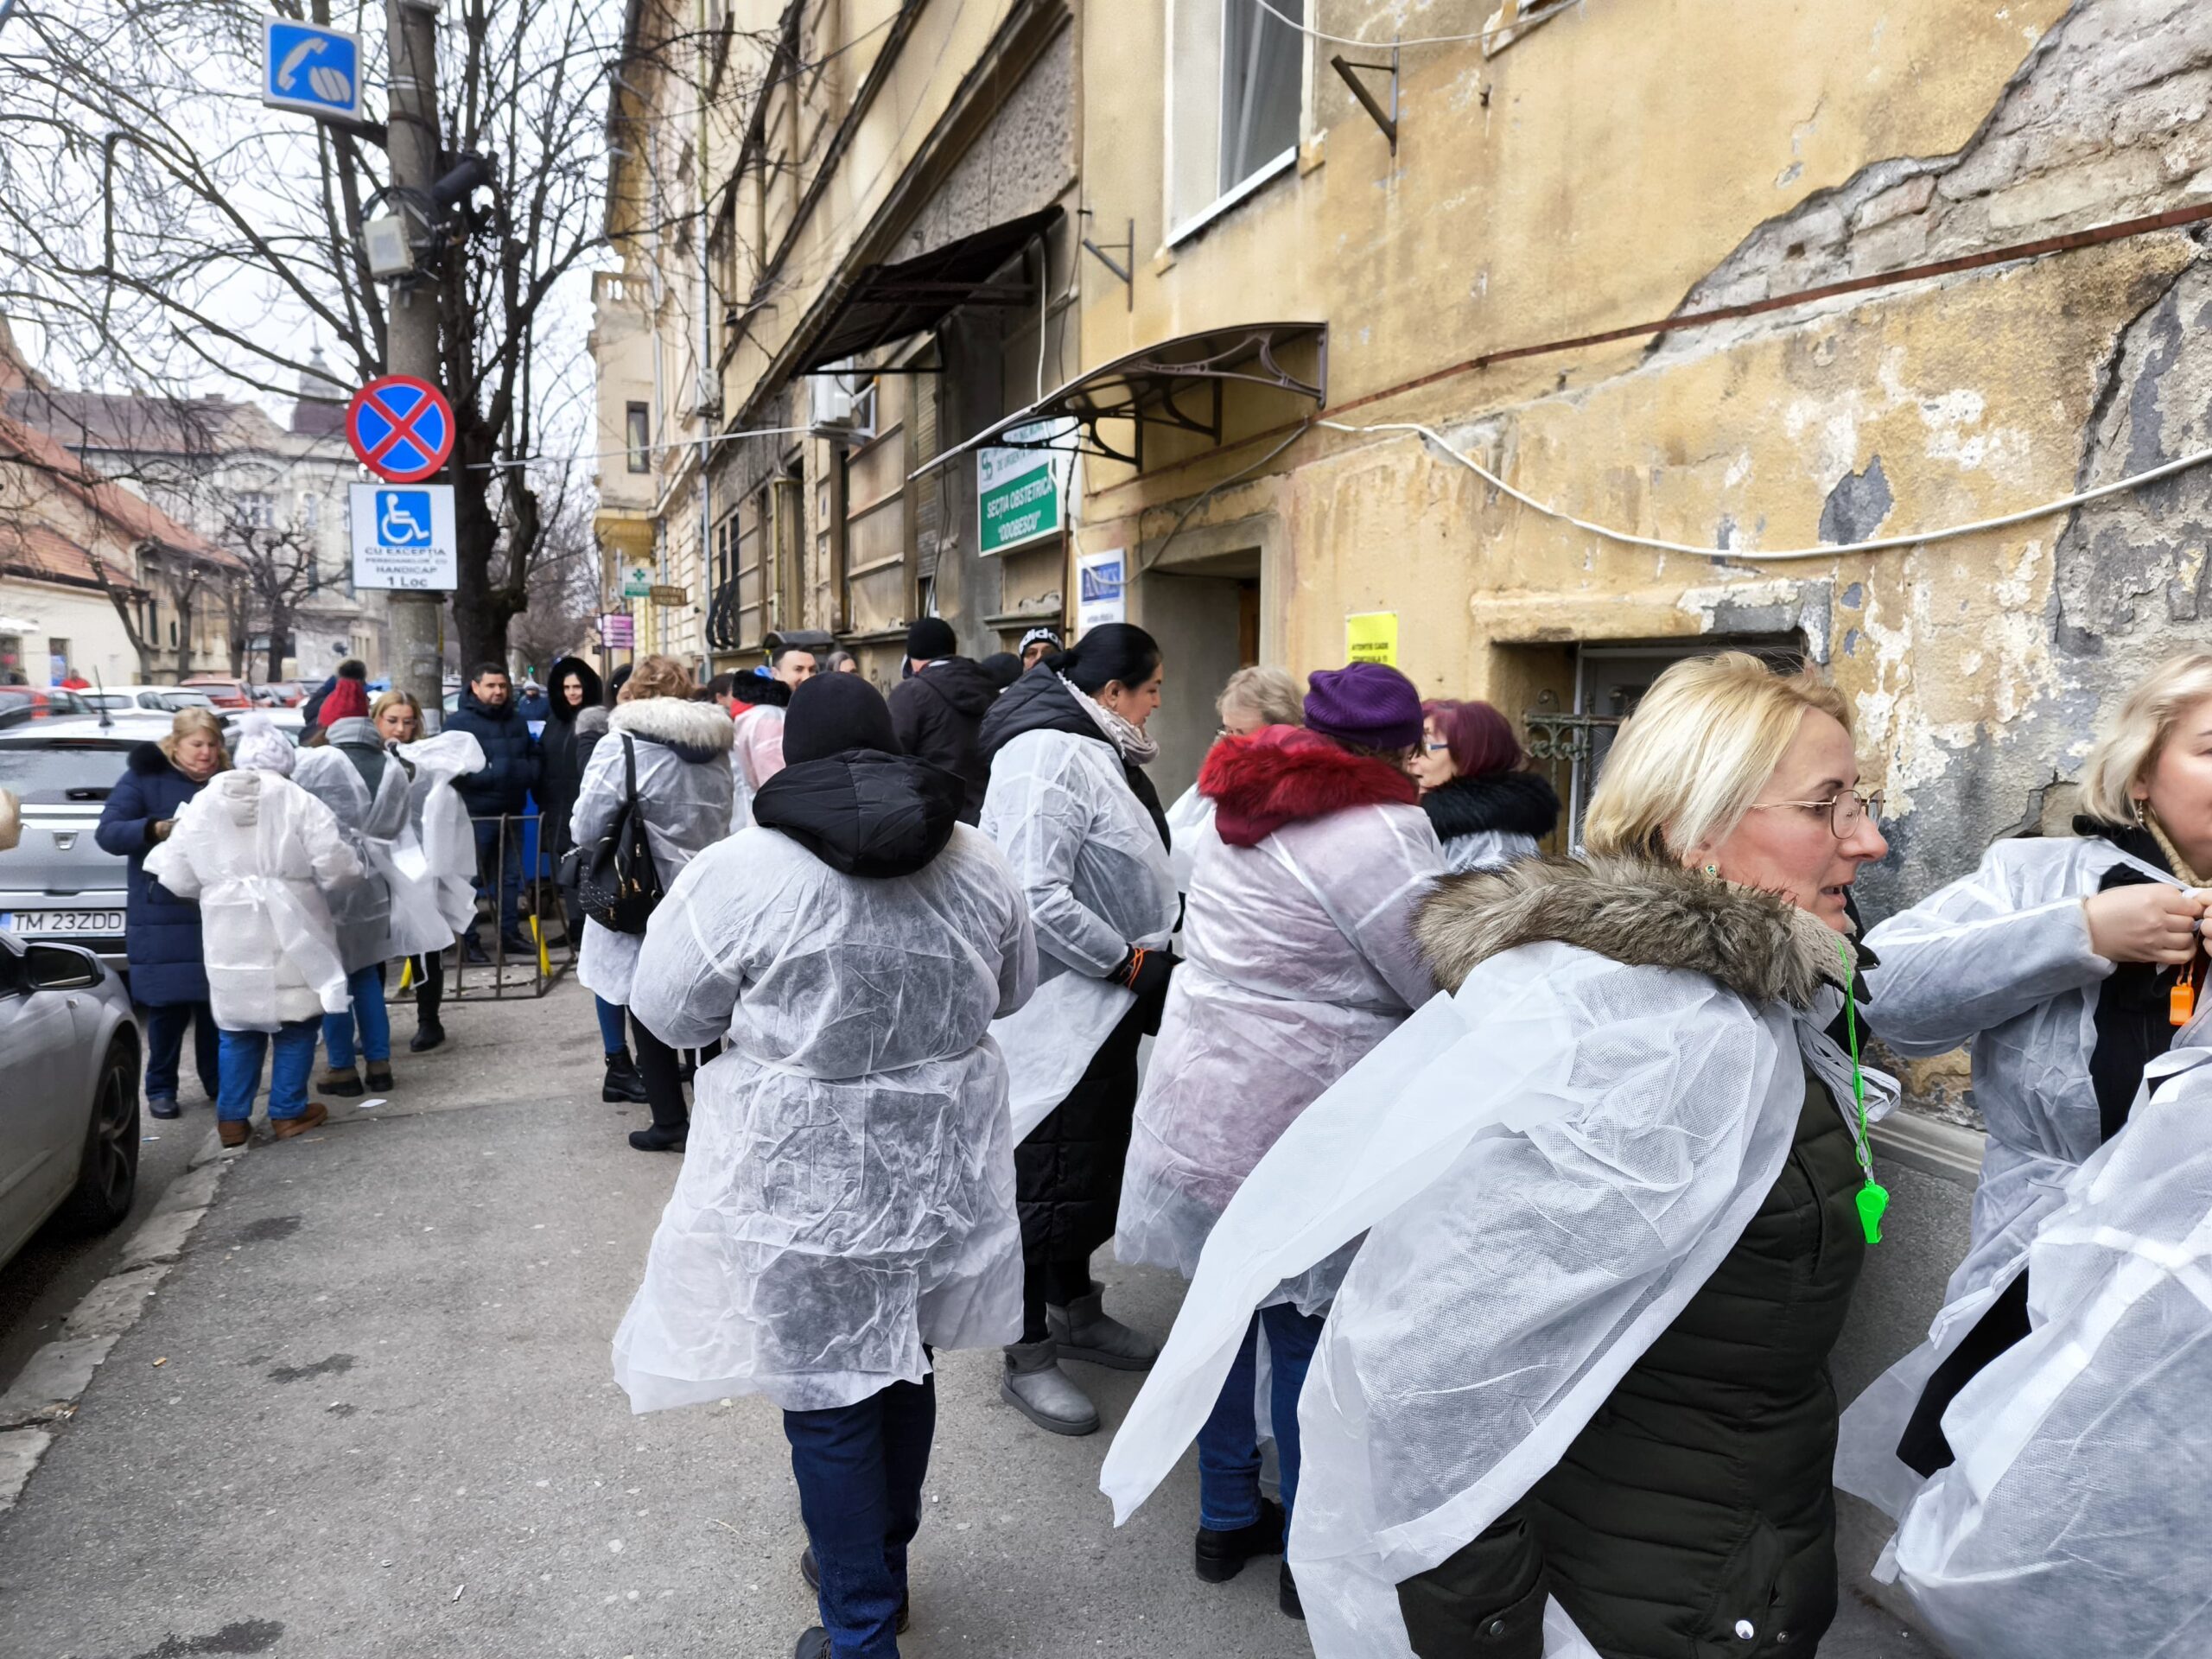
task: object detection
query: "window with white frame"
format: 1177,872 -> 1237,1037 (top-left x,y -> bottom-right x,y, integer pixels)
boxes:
299,492 -> 320,533
1166,0 -> 1306,241
236,491 -> 276,529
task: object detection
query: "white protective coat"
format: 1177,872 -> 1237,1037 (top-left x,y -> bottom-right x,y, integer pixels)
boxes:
1438,827 -> 1541,875
1116,801 -> 1440,1287
1100,941 -> 1889,1658
290,734 -> 443,969
1876,1041 -> 2212,1658
144,769 -> 362,1031
570,700 -> 735,1007
980,728 -> 1178,1139
1838,836 -> 2184,1514
728,703 -> 785,830
611,823 -> 1037,1413
394,732 -> 487,942
1164,783 -> 1213,895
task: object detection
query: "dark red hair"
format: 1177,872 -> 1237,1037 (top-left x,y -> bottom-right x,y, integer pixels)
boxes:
1422,698 -> 1523,779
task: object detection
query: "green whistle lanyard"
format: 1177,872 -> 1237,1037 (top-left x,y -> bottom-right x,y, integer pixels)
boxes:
1840,939 -> 1889,1245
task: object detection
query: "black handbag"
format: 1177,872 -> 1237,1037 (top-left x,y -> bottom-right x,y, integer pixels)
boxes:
570,735 -> 662,934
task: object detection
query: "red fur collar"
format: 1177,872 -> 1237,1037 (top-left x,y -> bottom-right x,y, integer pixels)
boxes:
1200,725 -> 1418,847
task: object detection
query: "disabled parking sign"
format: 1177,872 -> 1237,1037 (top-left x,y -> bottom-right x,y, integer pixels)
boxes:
349,482 -> 456,590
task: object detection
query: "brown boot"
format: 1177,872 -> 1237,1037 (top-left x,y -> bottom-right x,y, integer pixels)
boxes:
365,1062 -> 394,1091
318,1067 -> 363,1098
218,1119 -> 251,1149
270,1103 -> 329,1141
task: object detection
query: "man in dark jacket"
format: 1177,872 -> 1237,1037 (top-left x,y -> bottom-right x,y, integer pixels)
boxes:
886,617 -> 999,824
444,661 -> 539,960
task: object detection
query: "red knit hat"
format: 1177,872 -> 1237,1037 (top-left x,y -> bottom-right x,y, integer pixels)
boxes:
320,676 -> 371,727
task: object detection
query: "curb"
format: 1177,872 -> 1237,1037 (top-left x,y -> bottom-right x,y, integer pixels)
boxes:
0,1132 -> 233,1510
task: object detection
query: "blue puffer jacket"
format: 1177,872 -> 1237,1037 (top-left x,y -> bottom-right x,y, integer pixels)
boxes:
94,742 -> 213,1006
445,687 -> 540,818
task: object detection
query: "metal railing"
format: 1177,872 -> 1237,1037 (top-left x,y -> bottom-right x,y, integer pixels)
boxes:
386,809 -> 576,1004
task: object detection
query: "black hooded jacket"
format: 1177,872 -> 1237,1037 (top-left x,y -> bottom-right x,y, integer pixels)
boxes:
753,751 -> 965,878
887,657 -> 1000,824
1421,768 -> 1561,846
978,664 -> 1170,847
537,655 -> 605,861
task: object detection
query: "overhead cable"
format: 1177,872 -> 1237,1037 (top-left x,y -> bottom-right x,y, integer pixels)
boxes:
1244,0 -> 1569,49
1314,418 -> 2212,563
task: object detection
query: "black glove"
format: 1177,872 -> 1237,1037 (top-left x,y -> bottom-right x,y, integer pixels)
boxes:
1113,944 -> 1178,1001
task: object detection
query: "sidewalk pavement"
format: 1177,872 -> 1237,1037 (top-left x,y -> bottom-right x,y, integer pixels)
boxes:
0,977 -> 1935,1658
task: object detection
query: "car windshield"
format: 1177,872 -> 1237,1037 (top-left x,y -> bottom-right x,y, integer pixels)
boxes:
158,690 -> 216,709
84,693 -> 135,711
0,740 -> 137,802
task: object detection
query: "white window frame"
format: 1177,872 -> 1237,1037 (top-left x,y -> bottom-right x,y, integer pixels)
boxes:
1163,0 -> 1313,248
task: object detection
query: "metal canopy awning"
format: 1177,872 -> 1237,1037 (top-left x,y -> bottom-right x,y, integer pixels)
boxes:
799,206 -> 1064,373
910,321 -> 1327,476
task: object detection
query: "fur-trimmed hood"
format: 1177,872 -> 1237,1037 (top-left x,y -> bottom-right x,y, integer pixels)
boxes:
1415,855 -> 1851,1010
1201,725 -> 1419,848
608,696 -> 736,762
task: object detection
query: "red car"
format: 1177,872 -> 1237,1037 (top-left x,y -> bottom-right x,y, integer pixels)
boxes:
179,677 -> 253,709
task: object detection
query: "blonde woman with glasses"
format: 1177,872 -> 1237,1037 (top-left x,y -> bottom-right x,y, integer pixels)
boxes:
1105,652 -> 1894,1656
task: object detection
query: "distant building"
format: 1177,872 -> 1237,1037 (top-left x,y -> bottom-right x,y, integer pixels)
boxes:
4,349 -> 385,681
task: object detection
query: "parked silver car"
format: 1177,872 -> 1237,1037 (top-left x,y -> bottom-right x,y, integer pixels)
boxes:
0,714 -> 174,970
0,931 -> 140,1265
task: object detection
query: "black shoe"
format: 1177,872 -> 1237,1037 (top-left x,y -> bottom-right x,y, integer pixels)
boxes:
602,1053 -> 650,1104
792,1631 -> 830,1659
1195,1497 -> 1285,1584
147,1095 -> 181,1121
462,938 -> 491,965
499,931 -> 536,959
1279,1560 -> 1304,1620
799,1546 -> 912,1633
628,1126 -> 687,1153
410,1019 -> 446,1053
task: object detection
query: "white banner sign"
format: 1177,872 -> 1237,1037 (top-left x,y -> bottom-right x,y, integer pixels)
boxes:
349,482 -> 457,591
1076,548 -> 1127,632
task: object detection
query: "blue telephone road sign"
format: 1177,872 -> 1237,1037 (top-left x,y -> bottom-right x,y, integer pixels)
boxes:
346,375 -> 455,484
262,18 -> 365,122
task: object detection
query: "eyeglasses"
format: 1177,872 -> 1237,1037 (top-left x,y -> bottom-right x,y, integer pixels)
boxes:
1421,740 -> 1451,753
1748,790 -> 1885,838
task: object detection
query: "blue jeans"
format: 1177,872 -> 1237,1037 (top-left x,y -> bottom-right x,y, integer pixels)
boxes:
323,964 -> 391,1068
141,1001 -> 219,1102
595,995 -> 629,1058
216,1020 -> 321,1123
783,1372 -> 936,1659
1197,1304 -> 1325,1536
467,817 -> 524,940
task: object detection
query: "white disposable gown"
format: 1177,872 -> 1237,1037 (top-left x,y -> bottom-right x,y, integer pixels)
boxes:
1100,934 -> 1891,1657
1164,783 -> 1214,895
611,823 -> 1037,1413
980,728 -> 1178,1138
728,703 -> 785,830
1873,1040 -> 2212,1658
394,731 -> 487,942
290,729 -> 445,969
1116,799 -> 1440,1286
144,768 -> 362,1031
1837,835 -> 2188,1513
569,699 -> 735,1006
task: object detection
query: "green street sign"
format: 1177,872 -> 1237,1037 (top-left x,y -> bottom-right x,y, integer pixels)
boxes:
620,565 -> 652,598
977,420 -> 1073,556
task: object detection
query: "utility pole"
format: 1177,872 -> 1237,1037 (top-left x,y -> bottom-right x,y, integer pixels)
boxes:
383,0 -> 447,728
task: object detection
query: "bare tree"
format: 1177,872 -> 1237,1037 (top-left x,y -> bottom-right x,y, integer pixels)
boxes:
218,509 -> 321,680
0,0 -> 728,667
508,467 -> 599,677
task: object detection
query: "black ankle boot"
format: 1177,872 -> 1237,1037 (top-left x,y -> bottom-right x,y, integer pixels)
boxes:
1195,1497 -> 1285,1583
628,1124 -> 687,1152
602,1052 -> 650,1103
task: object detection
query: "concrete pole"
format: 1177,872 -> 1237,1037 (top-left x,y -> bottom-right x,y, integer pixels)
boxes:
383,0 -> 448,728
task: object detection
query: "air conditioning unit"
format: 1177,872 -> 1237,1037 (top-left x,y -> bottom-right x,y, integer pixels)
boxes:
809,372 -> 876,439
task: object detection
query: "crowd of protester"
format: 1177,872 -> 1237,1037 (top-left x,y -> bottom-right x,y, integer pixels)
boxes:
74,623 -> 2212,1659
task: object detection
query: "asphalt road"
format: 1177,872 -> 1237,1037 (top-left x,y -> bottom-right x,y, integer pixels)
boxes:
0,979 -> 1939,1658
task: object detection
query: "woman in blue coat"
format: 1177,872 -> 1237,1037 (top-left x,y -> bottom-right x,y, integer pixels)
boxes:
96,708 -> 227,1118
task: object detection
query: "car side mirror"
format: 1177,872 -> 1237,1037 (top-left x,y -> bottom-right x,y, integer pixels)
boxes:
23,943 -> 102,991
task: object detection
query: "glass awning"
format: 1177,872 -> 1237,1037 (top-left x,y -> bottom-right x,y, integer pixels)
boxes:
910,321 -> 1327,476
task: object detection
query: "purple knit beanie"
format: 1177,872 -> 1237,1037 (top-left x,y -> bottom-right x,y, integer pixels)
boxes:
1303,663 -> 1424,750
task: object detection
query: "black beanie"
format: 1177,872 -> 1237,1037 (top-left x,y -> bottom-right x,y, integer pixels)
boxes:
783,671 -> 899,765
905,616 -> 957,661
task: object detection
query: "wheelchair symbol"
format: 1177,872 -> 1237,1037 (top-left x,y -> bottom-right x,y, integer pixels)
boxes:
377,490 -> 433,547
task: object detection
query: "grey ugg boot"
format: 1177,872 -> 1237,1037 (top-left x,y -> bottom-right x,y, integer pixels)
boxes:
1000,1339 -> 1101,1436
1047,1281 -> 1160,1370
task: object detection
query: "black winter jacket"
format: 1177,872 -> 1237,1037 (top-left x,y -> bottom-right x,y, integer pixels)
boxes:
887,658 -> 999,824
93,743 -> 213,1006
1398,858 -> 1869,1659
753,748 -> 964,878
445,687 -> 539,818
536,657 -> 605,863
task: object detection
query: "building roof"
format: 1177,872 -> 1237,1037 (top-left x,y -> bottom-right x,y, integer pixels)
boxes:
3,385 -> 293,460
0,410 -> 239,570
0,519 -> 141,593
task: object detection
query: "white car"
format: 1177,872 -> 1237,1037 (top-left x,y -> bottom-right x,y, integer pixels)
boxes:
78,686 -> 219,717
0,931 -> 141,1265
0,714 -> 174,968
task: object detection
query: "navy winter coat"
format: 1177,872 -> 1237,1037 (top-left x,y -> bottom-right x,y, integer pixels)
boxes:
94,742 -> 213,1006
445,687 -> 540,819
